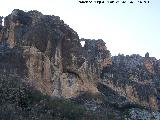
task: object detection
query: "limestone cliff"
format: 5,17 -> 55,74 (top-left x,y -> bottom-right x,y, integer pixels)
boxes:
0,9 -> 111,98
100,54 -> 160,110
0,9 -> 160,119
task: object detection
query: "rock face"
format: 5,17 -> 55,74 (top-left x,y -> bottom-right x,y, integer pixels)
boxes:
100,54 -> 160,110
0,9 -> 160,117
0,9 -> 111,98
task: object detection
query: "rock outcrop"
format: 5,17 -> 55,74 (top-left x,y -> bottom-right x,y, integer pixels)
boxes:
0,9 -> 160,119
100,54 -> 160,110
0,9 -> 111,98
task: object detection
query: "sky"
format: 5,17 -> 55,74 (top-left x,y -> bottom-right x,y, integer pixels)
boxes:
0,0 -> 160,59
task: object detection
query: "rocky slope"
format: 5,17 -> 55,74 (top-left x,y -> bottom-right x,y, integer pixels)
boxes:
0,9 -> 160,119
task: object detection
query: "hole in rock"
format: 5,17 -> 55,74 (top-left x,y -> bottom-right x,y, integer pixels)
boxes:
80,41 -> 85,47
2,18 -> 4,26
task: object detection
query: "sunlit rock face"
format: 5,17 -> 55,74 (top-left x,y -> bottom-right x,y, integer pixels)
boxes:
0,9 -> 160,113
0,9 -> 111,98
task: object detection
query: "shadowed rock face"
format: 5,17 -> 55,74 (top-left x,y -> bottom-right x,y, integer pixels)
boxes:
0,9 -> 160,113
100,54 -> 160,110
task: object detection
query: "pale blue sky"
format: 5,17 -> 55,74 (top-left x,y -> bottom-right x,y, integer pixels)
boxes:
0,0 -> 160,59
